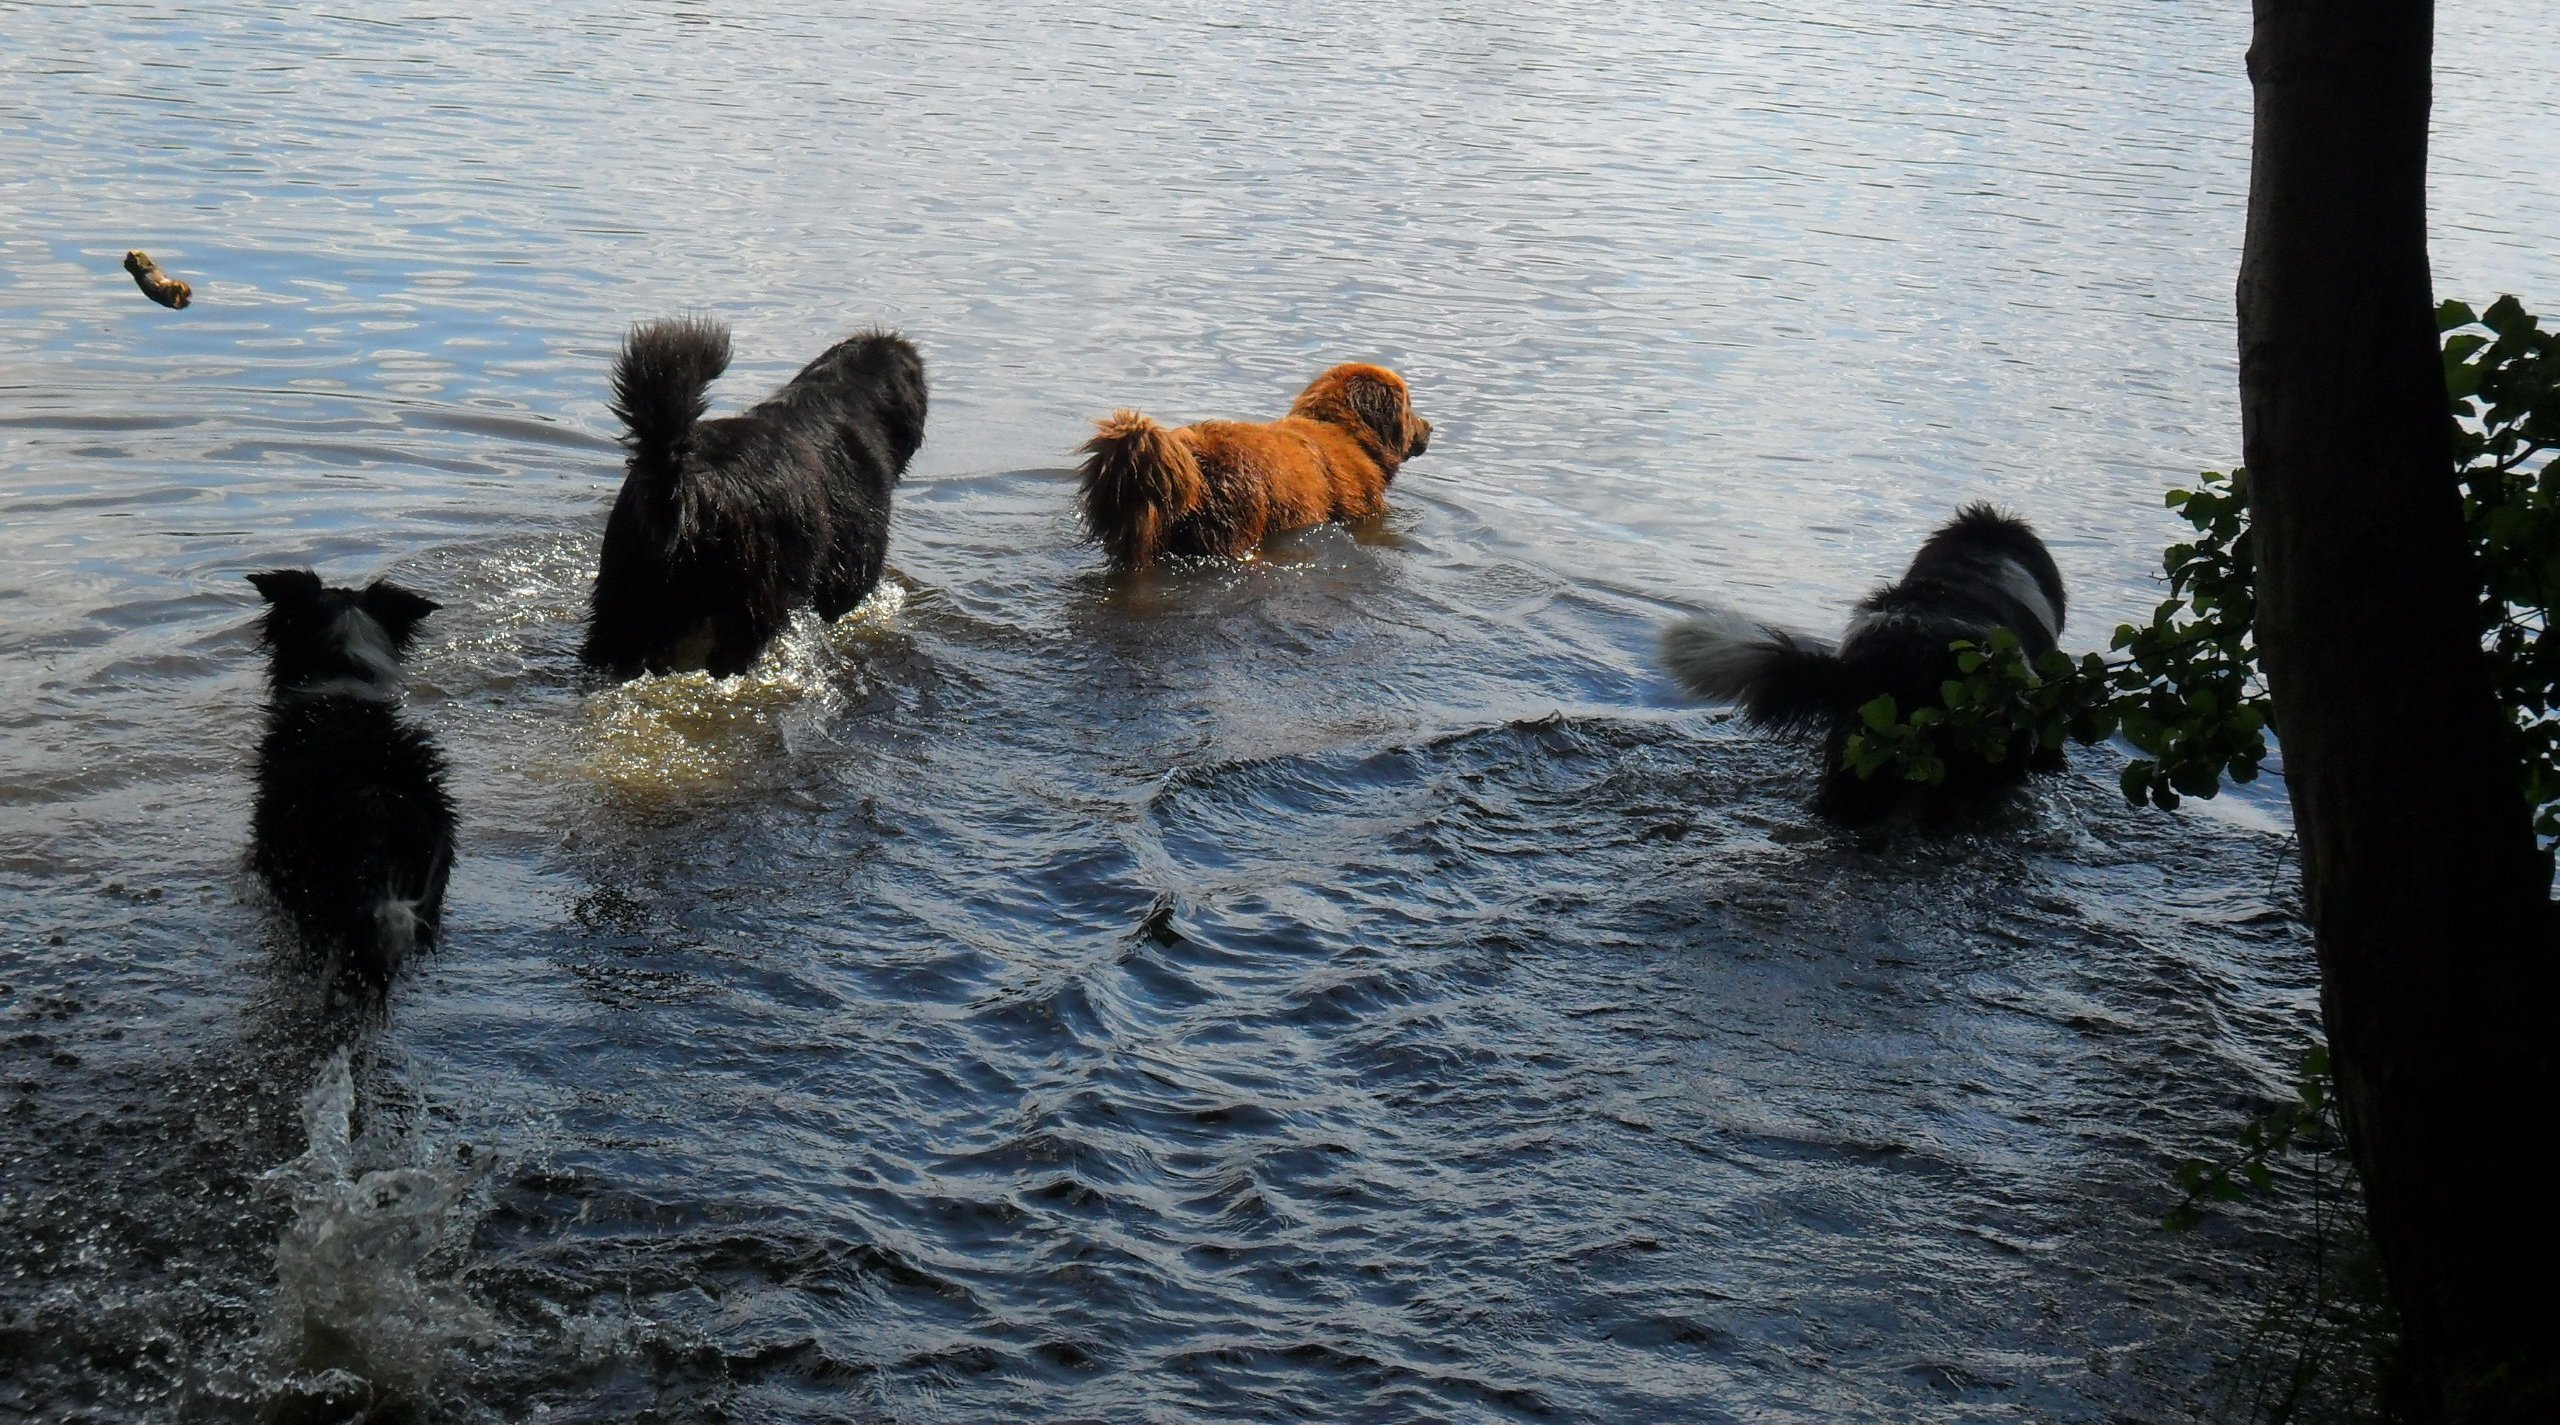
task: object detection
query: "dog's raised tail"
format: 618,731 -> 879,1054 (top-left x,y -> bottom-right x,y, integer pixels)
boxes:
611,316 -> 733,473
1078,411 -> 1205,570
1661,608 -> 1859,732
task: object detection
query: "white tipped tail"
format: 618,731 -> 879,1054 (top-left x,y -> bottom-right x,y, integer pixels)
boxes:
1659,608 -> 1856,732
1661,607 -> 1788,700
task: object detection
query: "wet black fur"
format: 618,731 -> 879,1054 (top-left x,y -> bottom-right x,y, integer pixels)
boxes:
580,317 -> 928,679
246,569 -> 455,990
1674,504 -> 2069,824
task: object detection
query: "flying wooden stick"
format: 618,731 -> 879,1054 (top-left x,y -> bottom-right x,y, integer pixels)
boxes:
123,251 -> 192,309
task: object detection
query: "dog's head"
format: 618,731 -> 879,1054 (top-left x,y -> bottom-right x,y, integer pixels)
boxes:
247,569 -> 440,700
1293,364 -> 1432,465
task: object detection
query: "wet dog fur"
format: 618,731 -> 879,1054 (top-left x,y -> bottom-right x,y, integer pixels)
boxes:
581,316 -> 927,678
246,568 -> 455,990
1659,504 -> 2069,824
1076,363 -> 1431,570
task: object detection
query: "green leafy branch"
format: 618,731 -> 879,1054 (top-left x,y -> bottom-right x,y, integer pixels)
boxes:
1838,631 -> 2112,787
2443,296 -> 2560,840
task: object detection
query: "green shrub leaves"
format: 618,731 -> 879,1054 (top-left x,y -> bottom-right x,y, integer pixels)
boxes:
2445,296 -> 2560,843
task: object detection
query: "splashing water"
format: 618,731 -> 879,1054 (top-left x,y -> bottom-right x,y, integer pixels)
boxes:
256,1048 -> 495,1405
582,583 -> 909,793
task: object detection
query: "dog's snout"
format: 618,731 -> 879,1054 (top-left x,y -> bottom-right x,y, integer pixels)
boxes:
1409,419 -> 1432,457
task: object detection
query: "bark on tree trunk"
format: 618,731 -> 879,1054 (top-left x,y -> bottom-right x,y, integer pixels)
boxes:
2238,1 -> 2559,1417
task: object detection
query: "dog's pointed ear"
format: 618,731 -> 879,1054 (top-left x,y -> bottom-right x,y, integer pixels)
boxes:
247,568 -> 324,606
361,580 -> 441,642
1342,369 -> 1413,450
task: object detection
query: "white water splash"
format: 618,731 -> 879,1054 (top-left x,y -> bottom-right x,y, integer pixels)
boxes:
583,581 -> 908,791
257,1047 -> 494,1401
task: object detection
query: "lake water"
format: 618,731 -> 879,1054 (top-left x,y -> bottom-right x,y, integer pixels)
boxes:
4,3 -> 2556,1420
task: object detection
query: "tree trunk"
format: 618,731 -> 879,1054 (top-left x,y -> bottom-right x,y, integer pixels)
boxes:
2238,1 -> 2559,1417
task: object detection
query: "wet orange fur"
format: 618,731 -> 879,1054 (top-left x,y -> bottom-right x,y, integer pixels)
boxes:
1077,363 -> 1432,569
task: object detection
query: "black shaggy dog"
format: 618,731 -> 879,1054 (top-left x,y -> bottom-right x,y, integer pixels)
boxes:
581,317 -> 927,678
1659,504 -> 2069,824
247,569 -> 456,990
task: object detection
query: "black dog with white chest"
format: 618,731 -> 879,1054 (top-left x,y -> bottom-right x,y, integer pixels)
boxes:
1660,504 -> 2069,823
247,569 -> 456,989
581,317 -> 927,679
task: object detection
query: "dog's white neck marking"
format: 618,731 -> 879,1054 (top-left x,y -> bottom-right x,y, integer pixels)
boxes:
285,608 -> 404,703
1995,558 -> 2062,638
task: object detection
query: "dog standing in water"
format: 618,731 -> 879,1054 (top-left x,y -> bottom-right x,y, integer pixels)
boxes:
1076,363 -> 1432,571
581,317 -> 927,678
1660,504 -> 2070,823
246,569 -> 455,991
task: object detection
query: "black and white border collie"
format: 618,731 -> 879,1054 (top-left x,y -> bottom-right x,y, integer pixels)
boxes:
580,317 -> 928,679
247,569 -> 455,990
1660,503 -> 2069,824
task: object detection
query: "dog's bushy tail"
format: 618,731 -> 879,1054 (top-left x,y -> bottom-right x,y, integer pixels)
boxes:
1661,607 -> 1862,732
1078,411 -> 1205,569
611,316 -> 733,475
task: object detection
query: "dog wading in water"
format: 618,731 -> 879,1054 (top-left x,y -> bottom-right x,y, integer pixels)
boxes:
246,569 -> 455,991
1660,504 -> 2070,824
582,316 -> 927,678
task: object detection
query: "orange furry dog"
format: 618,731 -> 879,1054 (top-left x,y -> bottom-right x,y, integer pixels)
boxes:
1076,364 -> 1432,569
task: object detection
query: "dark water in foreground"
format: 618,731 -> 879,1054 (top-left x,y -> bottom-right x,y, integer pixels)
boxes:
4,3 -> 2557,1421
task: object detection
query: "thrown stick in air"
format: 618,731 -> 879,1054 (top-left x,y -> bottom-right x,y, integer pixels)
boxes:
123,251 -> 192,309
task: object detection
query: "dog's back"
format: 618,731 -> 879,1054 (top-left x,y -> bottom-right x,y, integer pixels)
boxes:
253,699 -> 454,985
756,331 -> 927,618
1832,506 -> 2065,697
584,321 -> 927,677
1860,504 -> 2066,653
246,570 -> 456,988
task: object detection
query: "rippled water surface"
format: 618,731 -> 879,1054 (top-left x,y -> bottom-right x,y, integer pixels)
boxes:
5,3 -> 2558,1420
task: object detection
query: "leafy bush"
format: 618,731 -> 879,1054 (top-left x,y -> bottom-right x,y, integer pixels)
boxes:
2445,296 -> 2560,838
